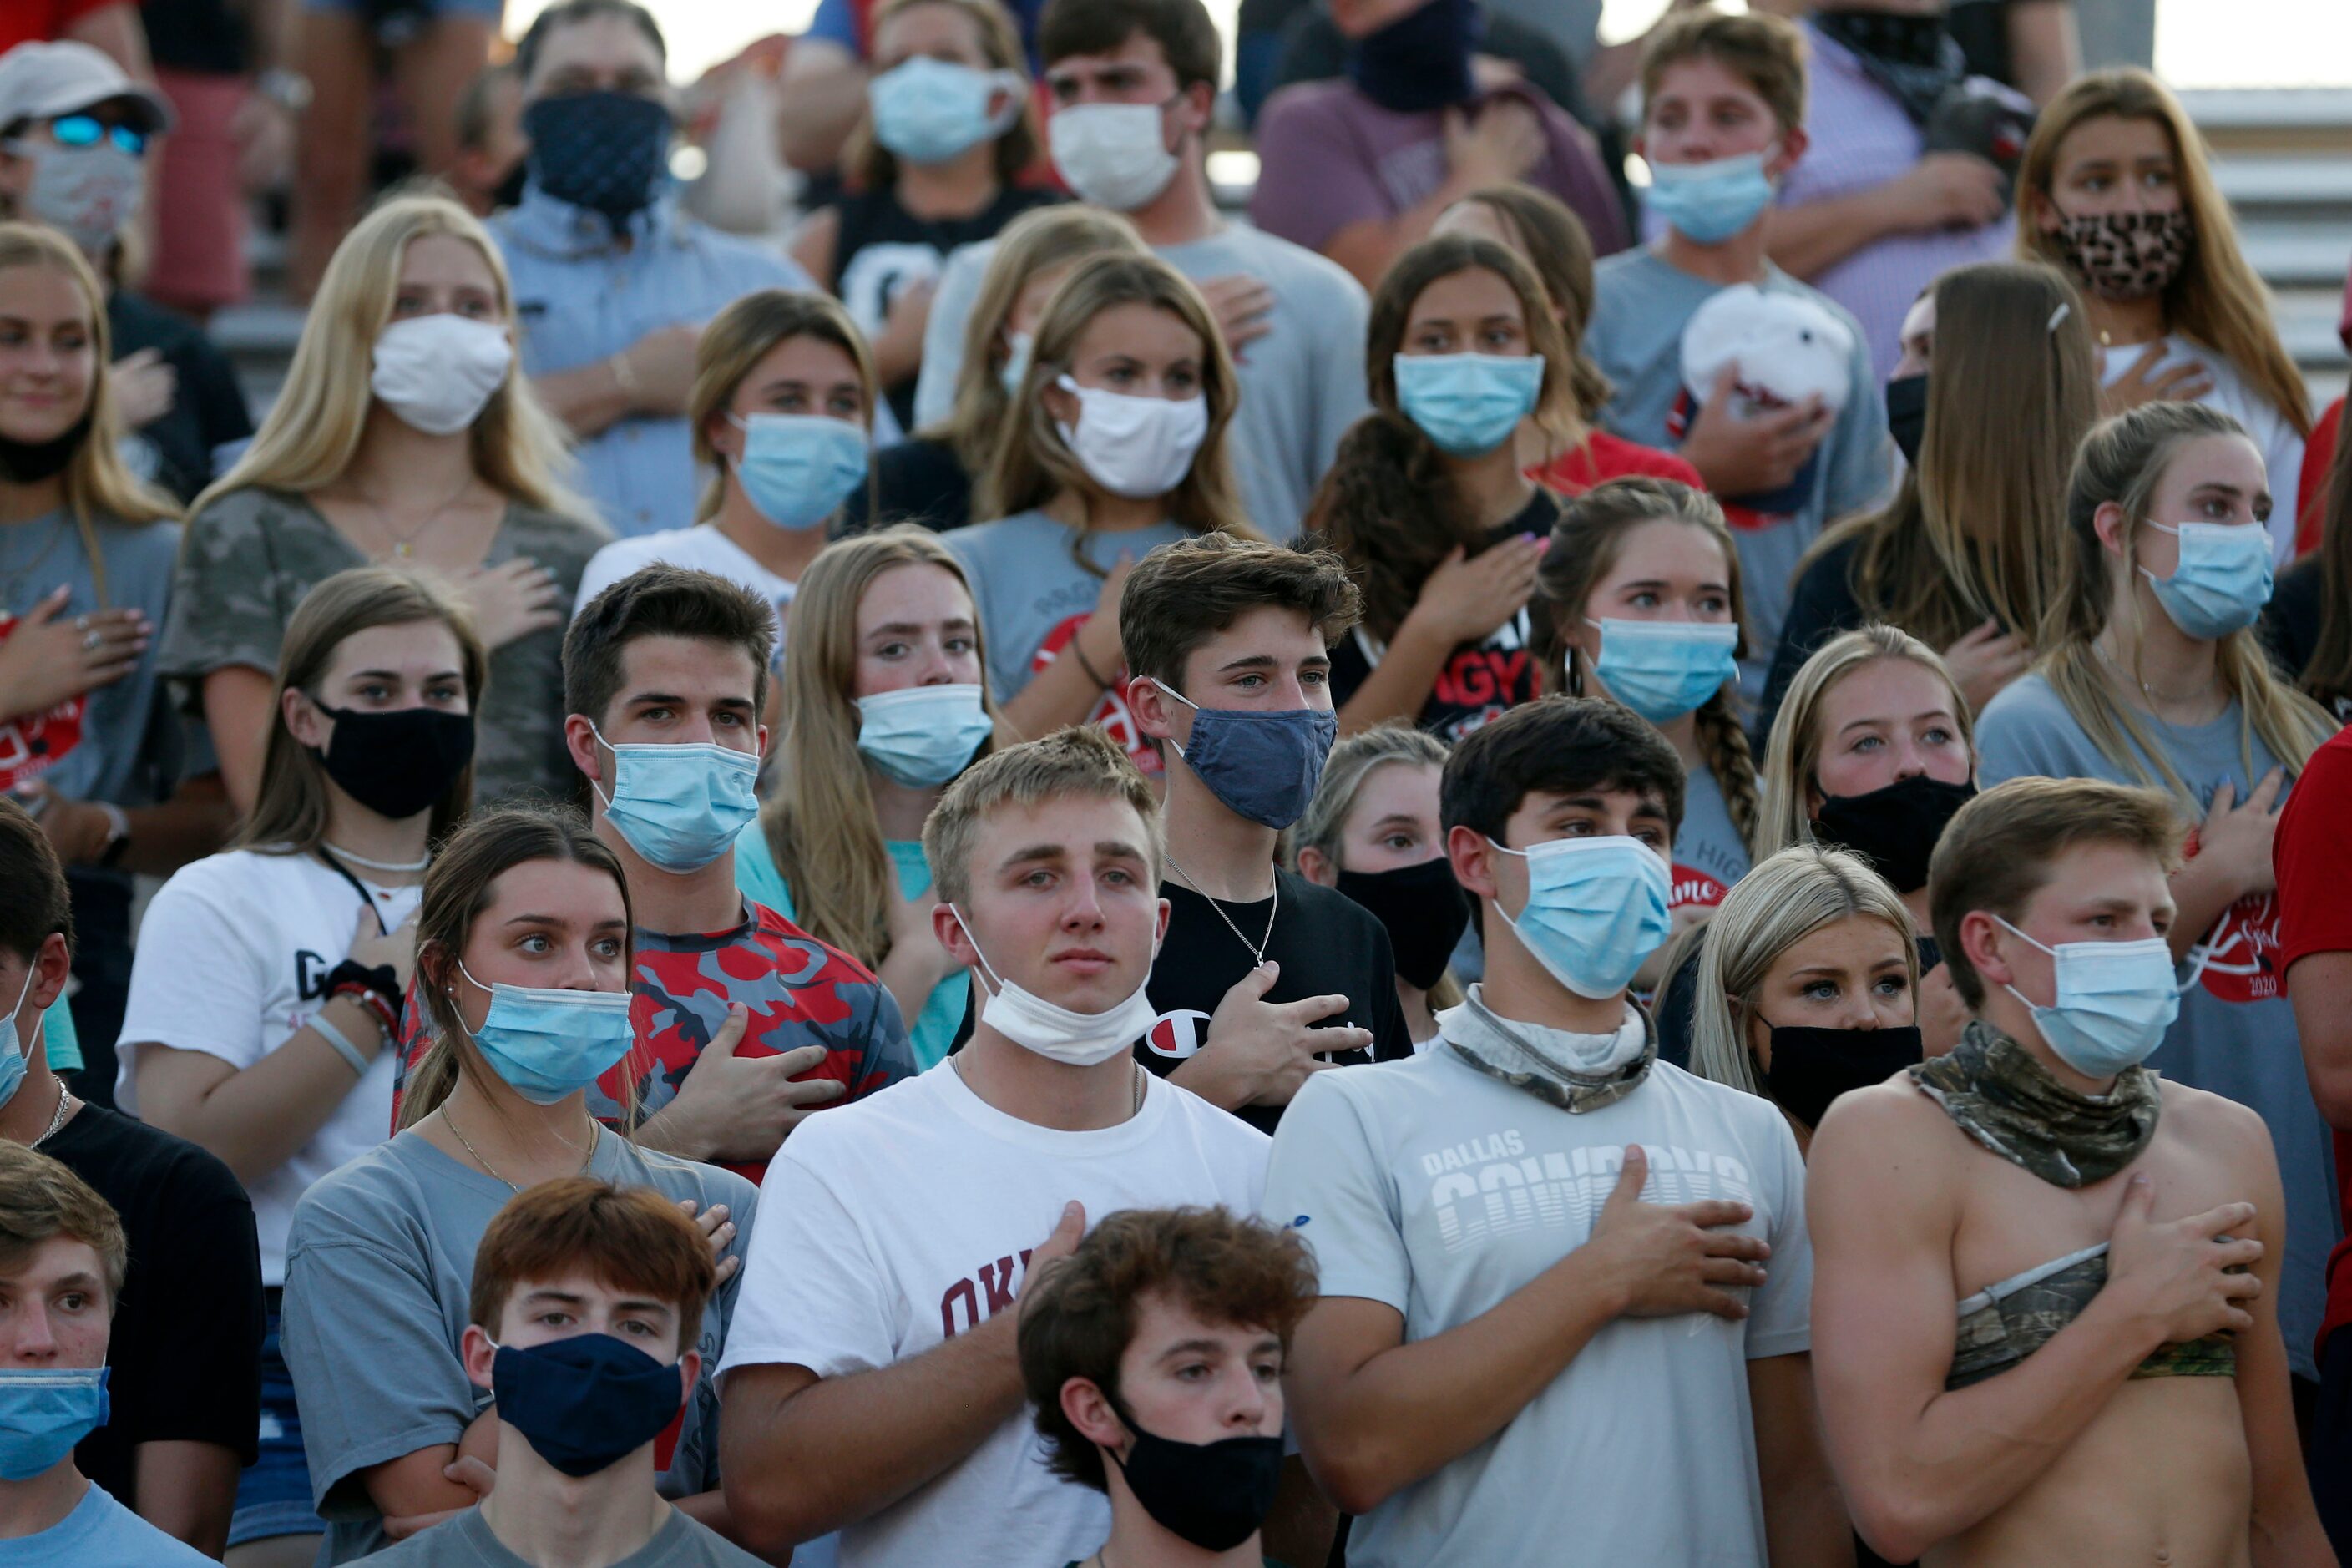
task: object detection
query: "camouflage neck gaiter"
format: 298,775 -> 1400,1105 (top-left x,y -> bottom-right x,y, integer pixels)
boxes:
1909,1019 -> 2160,1187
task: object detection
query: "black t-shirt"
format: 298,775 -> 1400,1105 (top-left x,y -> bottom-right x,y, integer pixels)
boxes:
828,185 -> 1062,430
1141,868 -> 1414,1134
139,0 -> 249,74
856,434 -> 975,534
107,291 -> 255,505
45,1103 -> 264,1505
1327,489 -> 1556,744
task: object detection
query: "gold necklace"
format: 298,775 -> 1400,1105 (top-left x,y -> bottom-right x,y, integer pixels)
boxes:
443,1107 -> 598,1192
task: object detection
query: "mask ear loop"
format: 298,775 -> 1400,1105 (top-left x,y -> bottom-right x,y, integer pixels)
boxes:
945,904 -> 1009,999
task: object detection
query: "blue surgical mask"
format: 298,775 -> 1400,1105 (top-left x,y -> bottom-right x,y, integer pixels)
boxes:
1490,835 -> 1672,1000
2142,520 -> 2274,640
1646,148 -> 1779,245
1393,352 -> 1544,456
589,722 -> 762,873
1151,680 -> 1337,831
731,413 -> 869,531
0,963 -> 38,1112
868,56 -> 1019,164
856,684 -> 994,787
1997,918 -> 2180,1077
491,1333 -> 685,1479
457,962 -> 635,1105
1587,617 -> 1740,724
999,331 -> 1034,397
0,1366 -> 109,1481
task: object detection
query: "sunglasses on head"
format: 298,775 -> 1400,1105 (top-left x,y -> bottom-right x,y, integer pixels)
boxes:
48,114 -> 146,156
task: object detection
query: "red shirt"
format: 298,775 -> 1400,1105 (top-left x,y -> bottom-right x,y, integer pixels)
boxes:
2295,396 -> 2340,559
392,901 -> 915,1184
1527,430 -> 1706,498
2274,726 -> 2352,1353
0,0 -> 122,51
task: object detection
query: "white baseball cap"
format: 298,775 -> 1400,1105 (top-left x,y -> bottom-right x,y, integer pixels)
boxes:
0,41 -> 175,138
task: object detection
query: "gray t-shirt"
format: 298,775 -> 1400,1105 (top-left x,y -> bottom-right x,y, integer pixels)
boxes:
0,509 -> 197,808
366,1504 -> 766,1568
1584,250 -> 1893,693
159,488 -> 611,807
281,1130 -> 757,1565
1262,1031 -> 1812,1567
913,222 -> 1370,539
1673,761 -> 1753,912
946,509 -> 1192,776
1976,672 -> 2340,1379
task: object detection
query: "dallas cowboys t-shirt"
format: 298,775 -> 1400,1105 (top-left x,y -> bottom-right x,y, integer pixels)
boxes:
1976,671 -> 2340,1378
1262,1039 -> 1811,1567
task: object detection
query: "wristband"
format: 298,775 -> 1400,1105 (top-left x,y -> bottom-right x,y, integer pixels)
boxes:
329,984 -> 400,1041
1070,635 -> 1111,691
309,1011 -> 377,1079
609,350 -> 642,403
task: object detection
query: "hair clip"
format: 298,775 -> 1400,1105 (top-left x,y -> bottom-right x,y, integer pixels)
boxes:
2048,302 -> 2071,332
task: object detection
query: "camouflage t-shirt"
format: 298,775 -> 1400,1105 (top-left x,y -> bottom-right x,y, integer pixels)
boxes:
157,488 -> 610,807
392,900 -> 917,1185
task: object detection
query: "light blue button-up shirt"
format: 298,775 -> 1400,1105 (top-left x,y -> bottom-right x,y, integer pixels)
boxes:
492,187 -> 812,538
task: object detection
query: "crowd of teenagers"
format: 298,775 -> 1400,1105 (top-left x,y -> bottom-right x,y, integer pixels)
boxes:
3,0 -> 2352,1565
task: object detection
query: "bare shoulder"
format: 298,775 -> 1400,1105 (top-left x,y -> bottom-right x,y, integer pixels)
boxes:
1807,1076 -> 1964,1215
1810,1074 -> 1954,1157
2155,1078 -> 2279,1183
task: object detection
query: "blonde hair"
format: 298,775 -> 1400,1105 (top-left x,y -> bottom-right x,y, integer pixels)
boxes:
1532,478 -> 1759,853
761,526 -> 1003,965
235,567 -> 488,856
1685,845 -> 1916,1105
923,724 -> 1164,906
2018,69 -> 2312,442
688,288 -> 878,524
928,205 -> 1146,470
979,252 -> 1253,562
2037,402 -> 2334,809
848,0 -> 1040,191
1808,261 -> 2097,654
0,224 -> 177,605
196,191 -> 584,520
1292,722 -> 1463,1010
1756,625 -> 1976,859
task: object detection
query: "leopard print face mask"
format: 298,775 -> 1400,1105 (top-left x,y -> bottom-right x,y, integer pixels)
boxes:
2052,209 -> 2193,302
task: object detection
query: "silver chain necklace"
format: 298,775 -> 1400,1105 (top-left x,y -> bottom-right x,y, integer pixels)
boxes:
28,1082 -> 71,1149
1162,850 -> 1278,967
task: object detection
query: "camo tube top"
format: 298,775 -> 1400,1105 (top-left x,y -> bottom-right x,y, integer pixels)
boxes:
1947,1242 -> 2237,1390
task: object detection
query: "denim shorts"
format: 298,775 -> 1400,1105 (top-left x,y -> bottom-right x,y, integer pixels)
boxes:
229,1305 -> 330,1548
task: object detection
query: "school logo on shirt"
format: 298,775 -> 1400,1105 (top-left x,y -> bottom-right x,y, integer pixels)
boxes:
939,1247 -> 1037,1338
1670,863 -> 1729,911
1033,614 -> 1162,776
0,612 -> 86,790
1145,1009 -> 1211,1060
2192,892 -> 2284,1005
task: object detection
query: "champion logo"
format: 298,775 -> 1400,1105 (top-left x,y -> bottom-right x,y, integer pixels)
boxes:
1145,1009 -> 1212,1060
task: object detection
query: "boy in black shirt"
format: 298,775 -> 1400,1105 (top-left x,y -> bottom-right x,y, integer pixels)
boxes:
1122,534 -> 1413,1132
0,799 -> 262,1557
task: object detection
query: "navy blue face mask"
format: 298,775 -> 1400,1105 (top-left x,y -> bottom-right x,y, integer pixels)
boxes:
523,91 -> 673,226
491,1333 -> 685,1479
1151,680 -> 1338,831
1346,0 -> 1479,114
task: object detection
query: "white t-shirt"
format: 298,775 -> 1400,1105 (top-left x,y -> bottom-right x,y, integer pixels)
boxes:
116,848 -> 416,1286
1262,1028 -> 1812,1568
573,524 -> 796,640
2098,336 -> 2307,562
719,1060 -> 1271,1568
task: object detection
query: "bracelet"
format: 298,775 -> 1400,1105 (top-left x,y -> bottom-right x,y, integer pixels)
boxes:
328,983 -> 399,1041
1069,635 -> 1111,691
609,349 -> 642,403
309,1011 -> 377,1079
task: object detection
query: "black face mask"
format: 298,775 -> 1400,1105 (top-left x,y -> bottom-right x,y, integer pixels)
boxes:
1812,773 -> 1976,893
522,90 -> 673,226
1884,372 -> 1927,469
1761,1022 -> 1923,1129
1107,1394 -> 1285,1553
0,412 -> 93,484
1338,857 -> 1471,991
311,699 -> 477,821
